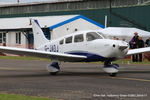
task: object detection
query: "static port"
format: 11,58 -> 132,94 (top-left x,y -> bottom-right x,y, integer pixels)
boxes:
113,44 -> 115,47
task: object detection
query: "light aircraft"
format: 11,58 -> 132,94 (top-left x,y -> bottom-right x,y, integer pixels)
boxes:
0,19 -> 150,76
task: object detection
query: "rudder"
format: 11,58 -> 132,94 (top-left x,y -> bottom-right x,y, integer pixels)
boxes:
31,19 -> 49,49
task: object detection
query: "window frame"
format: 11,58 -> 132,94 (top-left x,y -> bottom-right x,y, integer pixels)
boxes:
74,34 -> 84,43
0,33 -> 2,43
16,32 -> 21,44
3,33 -> 6,43
65,36 -> 72,44
59,39 -> 64,45
0,33 -> 7,43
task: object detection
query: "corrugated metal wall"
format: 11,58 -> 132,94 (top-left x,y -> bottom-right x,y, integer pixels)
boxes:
0,0 -> 150,15
110,5 -> 150,31
0,0 -> 150,31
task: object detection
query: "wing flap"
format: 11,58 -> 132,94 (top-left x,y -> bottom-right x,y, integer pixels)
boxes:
127,47 -> 150,56
0,46 -> 87,62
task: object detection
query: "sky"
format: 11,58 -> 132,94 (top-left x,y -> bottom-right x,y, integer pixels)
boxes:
0,0 -> 56,4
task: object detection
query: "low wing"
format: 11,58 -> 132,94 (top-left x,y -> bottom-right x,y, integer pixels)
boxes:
0,46 -> 87,62
127,47 -> 150,56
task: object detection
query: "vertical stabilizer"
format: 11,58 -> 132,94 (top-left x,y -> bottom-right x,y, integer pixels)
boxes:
31,19 -> 49,49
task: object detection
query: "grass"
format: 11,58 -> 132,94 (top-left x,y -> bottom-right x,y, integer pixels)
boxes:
113,59 -> 150,65
0,56 -> 150,65
88,59 -> 150,65
0,56 -> 50,61
0,93 -> 55,100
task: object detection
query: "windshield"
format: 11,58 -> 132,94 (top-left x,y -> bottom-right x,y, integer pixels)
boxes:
97,32 -> 107,39
86,32 -> 103,41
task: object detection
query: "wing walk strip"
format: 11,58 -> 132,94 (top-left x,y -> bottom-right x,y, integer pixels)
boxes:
108,77 -> 150,82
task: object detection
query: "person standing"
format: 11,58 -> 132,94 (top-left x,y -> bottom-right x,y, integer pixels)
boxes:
145,37 -> 150,47
130,32 -> 139,62
137,36 -> 144,62
145,37 -> 150,61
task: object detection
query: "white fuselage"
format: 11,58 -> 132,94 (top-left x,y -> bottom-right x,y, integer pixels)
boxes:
38,30 -> 129,62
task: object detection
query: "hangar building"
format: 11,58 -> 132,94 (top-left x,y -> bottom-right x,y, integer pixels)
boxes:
0,15 -> 104,48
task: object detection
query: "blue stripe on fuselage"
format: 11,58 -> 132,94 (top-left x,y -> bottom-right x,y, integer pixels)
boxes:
66,51 -> 107,62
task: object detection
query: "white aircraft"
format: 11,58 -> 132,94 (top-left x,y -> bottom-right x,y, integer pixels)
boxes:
0,19 -> 150,76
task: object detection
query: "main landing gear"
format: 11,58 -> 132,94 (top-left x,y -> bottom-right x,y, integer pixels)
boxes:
103,60 -> 119,77
47,60 -> 119,77
46,61 -> 60,75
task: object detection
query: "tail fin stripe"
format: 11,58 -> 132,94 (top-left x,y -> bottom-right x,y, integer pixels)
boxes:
34,20 -> 41,28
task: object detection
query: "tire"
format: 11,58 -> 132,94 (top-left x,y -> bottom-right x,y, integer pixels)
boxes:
109,73 -> 117,77
49,72 -> 58,75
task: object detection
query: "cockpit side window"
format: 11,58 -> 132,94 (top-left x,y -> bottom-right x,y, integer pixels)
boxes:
65,36 -> 72,44
74,34 -> 84,43
86,32 -> 102,41
59,39 -> 64,45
